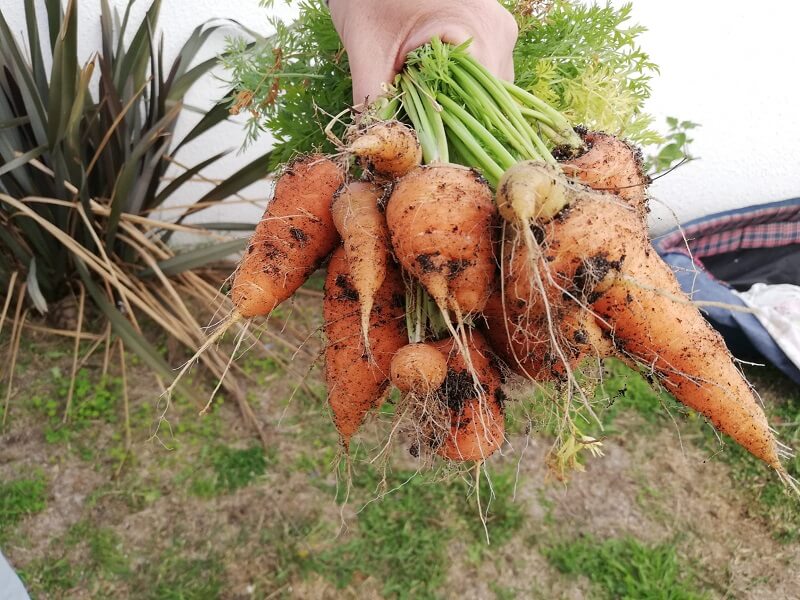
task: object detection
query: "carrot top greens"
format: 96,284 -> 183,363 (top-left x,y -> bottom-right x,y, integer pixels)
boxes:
396,38 -> 584,184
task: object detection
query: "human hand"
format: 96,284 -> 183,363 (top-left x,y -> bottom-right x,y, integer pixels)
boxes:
328,0 -> 518,107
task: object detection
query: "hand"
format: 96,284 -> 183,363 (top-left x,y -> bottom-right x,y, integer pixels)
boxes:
329,0 -> 518,107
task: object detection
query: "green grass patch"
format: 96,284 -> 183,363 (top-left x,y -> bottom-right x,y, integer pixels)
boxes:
183,445 -> 271,498
291,463 -> 528,599
462,467 -> 526,550
30,367 -> 121,426
0,473 -> 47,540
592,359 -> 688,432
65,521 -> 131,579
140,552 -> 225,600
28,368 -> 127,461
18,521 -> 130,595
312,470 -> 455,598
241,354 -> 282,385
19,557 -> 77,596
697,368 -> 800,543
545,535 -> 708,599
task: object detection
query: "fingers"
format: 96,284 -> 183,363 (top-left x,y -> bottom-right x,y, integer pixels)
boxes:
331,0 -> 520,106
350,50 -> 398,109
466,5 -> 518,82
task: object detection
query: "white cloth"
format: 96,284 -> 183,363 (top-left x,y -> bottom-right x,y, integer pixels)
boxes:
736,283 -> 800,372
0,551 -> 30,600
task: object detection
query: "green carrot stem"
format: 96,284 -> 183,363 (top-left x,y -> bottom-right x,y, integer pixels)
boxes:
400,77 -> 439,163
450,65 -> 539,160
454,55 -> 551,160
436,94 -> 516,171
375,96 -> 400,121
439,109 -> 505,185
447,131 -> 483,174
502,81 -> 583,147
406,70 -> 449,163
527,124 -> 558,165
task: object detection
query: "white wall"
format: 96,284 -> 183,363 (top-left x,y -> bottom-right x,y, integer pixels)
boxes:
2,0 -> 292,231
624,0 -> 800,234
4,1 -> 800,236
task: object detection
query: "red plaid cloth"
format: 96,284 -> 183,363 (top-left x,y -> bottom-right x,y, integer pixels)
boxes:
655,200 -> 800,259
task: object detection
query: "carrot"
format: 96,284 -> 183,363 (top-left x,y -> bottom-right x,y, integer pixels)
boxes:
431,332 -> 505,462
386,164 -> 497,316
561,131 -> 649,215
231,155 -> 344,318
482,290 -> 613,381
164,155 -> 344,404
390,343 -> 448,395
349,121 -> 422,179
498,164 -> 782,470
591,236 -> 783,470
323,246 -> 407,447
330,180 -> 391,354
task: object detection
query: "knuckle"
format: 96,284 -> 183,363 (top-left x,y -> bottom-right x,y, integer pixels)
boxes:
500,10 -> 519,42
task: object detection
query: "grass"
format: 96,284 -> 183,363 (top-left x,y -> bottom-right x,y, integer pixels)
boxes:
182,444 -> 272,498
697,367 -> 800,543
5,329 -> 800,598
545,535 -> 708,599
591,361 -> 800,543
602,362 -> 800,543
28,368 -> 123,460
278,462 -> 529,600
0,474 -> 48,541
138,547 -> 225,600
314,469 -> 456,598
593,359 -> 688,431
462,467 -> 526,549
19,521 -> 131,596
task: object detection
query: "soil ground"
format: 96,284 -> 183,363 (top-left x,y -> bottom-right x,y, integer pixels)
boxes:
2,292 -> 799,599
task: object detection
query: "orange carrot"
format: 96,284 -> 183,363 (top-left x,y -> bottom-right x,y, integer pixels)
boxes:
330,180 -> 391,353
386,164 -> 497,316
592,239 -> 783,470
561,131 -> 649,215
323,246 -> 407,447
483,290 -> 613,381
431,332 -> 505,462
390,343 -> 448,395
501,163 -> 781,469
349,121 -> 422,179
231,155 -> 343,318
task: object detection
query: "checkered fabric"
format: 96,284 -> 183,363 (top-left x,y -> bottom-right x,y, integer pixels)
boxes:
655,197 -> 800,260
654,197 -> 800,384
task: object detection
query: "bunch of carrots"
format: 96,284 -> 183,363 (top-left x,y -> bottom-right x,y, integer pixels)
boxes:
187,41 -> 792,485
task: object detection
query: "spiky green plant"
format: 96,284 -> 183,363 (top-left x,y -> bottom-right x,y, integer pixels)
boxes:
0,0 -> 270,441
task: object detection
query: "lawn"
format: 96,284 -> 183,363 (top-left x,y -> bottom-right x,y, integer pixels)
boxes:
1,291 -> 799,599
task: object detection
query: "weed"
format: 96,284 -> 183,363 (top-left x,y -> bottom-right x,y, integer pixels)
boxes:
490,582 -> 519,600
545,535 -> 707,599
260,516 -> 327,588
241,354 -> 281,385
17,521 -> 130,596
29,368 -> 123,460
19,558 -> 76,596
65,522 -> 131,579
